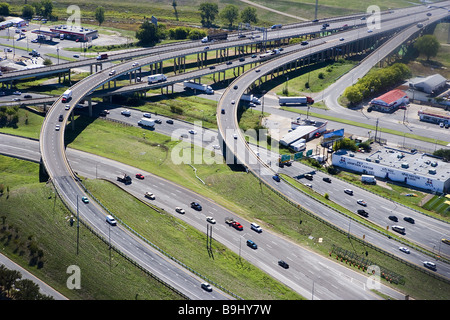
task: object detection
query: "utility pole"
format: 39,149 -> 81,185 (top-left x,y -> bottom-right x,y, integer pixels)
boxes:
76,195 -> 80,255
314,0 -> 319,20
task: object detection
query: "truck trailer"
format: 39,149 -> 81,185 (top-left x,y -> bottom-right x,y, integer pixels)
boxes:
148,74 -> 167,84
201,33 -> 228,43
138,118 -> 155,128
96,53 -> 108,60
241,94 -> 261,105
183,81 -> 214,94
278,96 -> 314,105
62,89 -> 72,103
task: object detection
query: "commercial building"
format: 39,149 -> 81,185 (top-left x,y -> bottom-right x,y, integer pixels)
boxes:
409,74 -> 447,94
332,147 -> 450,194
369,89 -> 409,113
50,25 -> 98,42
0,18 -> 27,30
280,119 -> 327,148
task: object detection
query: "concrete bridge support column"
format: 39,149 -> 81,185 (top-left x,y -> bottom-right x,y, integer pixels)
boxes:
88,98 -> 92,117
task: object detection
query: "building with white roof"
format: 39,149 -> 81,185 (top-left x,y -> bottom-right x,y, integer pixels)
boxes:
332,147 -> 450,193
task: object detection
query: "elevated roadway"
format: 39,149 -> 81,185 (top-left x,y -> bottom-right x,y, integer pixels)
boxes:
216,5 -> 450,284
37,2 -> 450,299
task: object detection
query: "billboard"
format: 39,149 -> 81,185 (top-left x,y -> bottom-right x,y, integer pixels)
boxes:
322,129 -> 344,144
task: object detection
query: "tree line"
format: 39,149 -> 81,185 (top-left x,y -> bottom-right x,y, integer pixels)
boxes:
343,63 -> 411,104
0,264 -> 54,300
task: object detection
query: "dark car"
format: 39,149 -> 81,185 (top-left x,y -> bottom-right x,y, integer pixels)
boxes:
304,174 -> 313,180
403,217 -> 415,224
190,202 -> 202,211
221,109 -> 225,114
301,41 -> 309,45
388,215 -> 398,222
272,174 -> 280,182
357,209 -> 368,217
166,119 -> 174,124
58,114 -> 64,122
278,260 -> 289,269
247,239 -> 257,249
323,177 -> 331,183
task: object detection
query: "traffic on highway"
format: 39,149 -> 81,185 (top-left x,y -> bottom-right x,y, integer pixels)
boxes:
2,1 -> 450,301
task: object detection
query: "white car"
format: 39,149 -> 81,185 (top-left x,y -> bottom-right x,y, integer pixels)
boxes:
233,133 -> 238,139
121,109 -> 131,116
132,62 -> 139,67
344,188 -> 353,195
55,125 -> 60,131
201,282 -> 212,292
13,91 -> 21,95
65,104 -> 70,110
399,247 -> 410,254
145,192 -> 155,200
143,113 -> 152,118
357,199 -> 367,206
423,261 -> 436,270
109,70 -> 116,76
206,216 -> 216,224
175,207 -> 185,214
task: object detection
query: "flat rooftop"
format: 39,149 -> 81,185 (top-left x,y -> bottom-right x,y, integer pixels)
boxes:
340,146 -> 450,181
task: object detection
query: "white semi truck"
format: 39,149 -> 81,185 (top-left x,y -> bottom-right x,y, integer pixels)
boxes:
241,94 -> 261,105
62,89 -> 72,103
183,81 -> 214,94
278,96 -> 314,105
138,118 -> 155,128
148,74 -> 167,84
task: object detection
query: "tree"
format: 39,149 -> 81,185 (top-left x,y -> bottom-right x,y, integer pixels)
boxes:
22,4 -> 35,19
95,7 -> 105,26
240,7 -> 258,24
0,2 -> 10,16
433,148 -> 450,162
343,85 -> 363,104
136,20 -> 166,45
199,2 -> 218,27
41,0 -> 53,19
414,35 -> 440,60
220,4 -> 239,28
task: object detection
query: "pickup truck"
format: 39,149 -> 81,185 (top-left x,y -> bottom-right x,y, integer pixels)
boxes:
225,218 -> 243,230
117,174 -> 132,185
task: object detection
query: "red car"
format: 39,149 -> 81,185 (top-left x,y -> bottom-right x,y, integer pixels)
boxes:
135,173 -> 144,179
231,221 -> 243,231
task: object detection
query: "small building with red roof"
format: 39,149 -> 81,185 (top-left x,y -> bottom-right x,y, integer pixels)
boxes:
369,89 -> 409,113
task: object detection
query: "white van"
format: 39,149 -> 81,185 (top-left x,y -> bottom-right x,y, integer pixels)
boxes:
251,222 -> 262,233
392,225 -> 405,234
106,215 -> 117,226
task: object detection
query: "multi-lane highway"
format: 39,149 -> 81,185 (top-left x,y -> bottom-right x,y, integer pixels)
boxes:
216,3 -> 450,279
1,133 -> 408,300
14,1 -> 450,299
